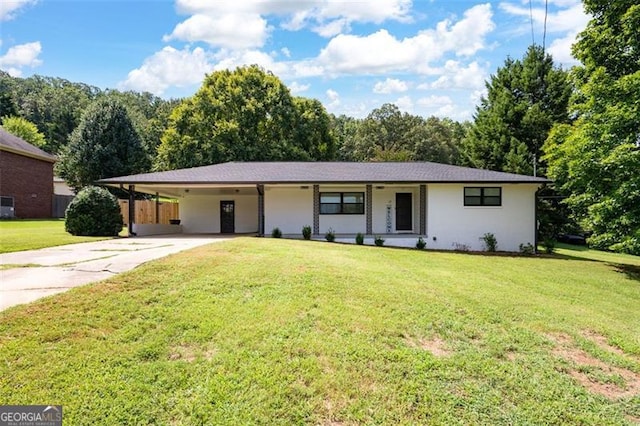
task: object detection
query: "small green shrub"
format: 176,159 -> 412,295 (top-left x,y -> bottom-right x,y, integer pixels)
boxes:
481,232 -> 498,252
416,236 -> 427,250
65,186 -> 123,236
355,232 -> 364,245
374,235 -> 385,247
519,242 -> 535,255
325,228 -> 335,242
542,238 -> 555,254
302,225 -> 312,240
271,227 -> 282,238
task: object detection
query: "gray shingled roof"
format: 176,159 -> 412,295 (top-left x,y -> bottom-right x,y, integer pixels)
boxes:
98,161 -> 550,185
0,128 -> 56,163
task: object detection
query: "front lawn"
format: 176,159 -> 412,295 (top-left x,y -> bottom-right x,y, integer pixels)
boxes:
0,219 -> 118,253
1,239 -> 638,424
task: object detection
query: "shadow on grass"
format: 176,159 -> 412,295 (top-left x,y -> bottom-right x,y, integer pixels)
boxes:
550,243 -> 640,282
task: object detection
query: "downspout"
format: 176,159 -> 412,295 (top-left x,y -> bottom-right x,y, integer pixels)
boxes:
128,184 -> 136,237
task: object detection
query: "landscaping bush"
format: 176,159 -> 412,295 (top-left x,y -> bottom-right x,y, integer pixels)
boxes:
302,225 -> 312,240
519,243 -> 535,255
271,227 -> 282,238
542,238 -> 555,254
374,235 -> 385,247
325,228 -> 335,242
416,236 -> 427,250
65,186 -> 123,236
481,232 -> 498,252
355,232 -> 364,245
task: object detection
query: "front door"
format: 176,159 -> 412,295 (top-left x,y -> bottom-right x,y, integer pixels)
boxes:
220,200 -> 235,233
395,193 -> 412,231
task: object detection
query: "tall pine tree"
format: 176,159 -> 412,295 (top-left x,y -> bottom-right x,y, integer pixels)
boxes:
462,45 -> 570,176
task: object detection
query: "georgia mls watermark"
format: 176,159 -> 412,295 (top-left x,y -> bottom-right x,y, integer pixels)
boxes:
0,406 -> 62,426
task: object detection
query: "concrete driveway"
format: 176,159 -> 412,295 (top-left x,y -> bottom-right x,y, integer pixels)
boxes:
0,235 -> 230,311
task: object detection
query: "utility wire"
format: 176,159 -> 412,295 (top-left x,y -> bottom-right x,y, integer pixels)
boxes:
529,0 -> 536,45
542,0 -> 549,51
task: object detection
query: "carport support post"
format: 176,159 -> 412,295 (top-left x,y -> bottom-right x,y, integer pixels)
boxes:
128,185 -> 136,236
155,192 -> 160,224
257,184 -> 265,236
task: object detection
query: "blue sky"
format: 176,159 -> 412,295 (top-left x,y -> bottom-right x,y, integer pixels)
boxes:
0,0 -> 589,120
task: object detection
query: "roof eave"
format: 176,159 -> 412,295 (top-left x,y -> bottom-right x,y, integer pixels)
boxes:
0,146 -> 57,163
98,179 -> 550,186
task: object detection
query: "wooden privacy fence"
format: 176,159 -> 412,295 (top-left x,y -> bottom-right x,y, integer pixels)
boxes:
119,199 -> 179,225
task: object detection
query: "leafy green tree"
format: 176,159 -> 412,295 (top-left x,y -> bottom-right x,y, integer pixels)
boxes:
341,104 -> 467,164
412,117 -> 467,164
544,1 -> 640,254
14,75 -> 99,153
101,90 -> 179,158
332,114 -> 361,161
0,116 -> 46,148
0,72 -> 19,118
463,45 -> 571,175
292,97 -> 336,160
58,98 -> 150,192
155,65 -> 334,170
350,103 -> 415,161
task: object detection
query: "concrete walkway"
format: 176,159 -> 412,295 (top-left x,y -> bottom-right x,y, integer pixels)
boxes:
0,235 -> 229,311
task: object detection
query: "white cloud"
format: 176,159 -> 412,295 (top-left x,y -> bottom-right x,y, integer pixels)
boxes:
281,47 -> 291,58
289,81 -> 310,94
417,95 -> 453,108
167,0 -> 413,50
499,0 -> 588,63
211,49 -> 289,76
283,0 -> 413,36
0,41 -> 42,76
313,17 -> 350,38
164,13 -> 270,49
548,31 -> 580,66
394,95 -> 414,112
118,46 -> 213,95
373,78 -> 408,94
316,4 -> 494,75
499,1 -> 588,34
326,89 -> 340,108
0,0 -> 36,21
430,61 -> 487,90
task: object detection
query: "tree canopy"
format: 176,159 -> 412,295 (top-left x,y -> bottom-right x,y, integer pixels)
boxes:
336,103 -> 466,163
0,116 -> 46,149
543,1 -> 640,254
155,65 -> 336,170
462,45 -> 571,176
57,98 -> 150,192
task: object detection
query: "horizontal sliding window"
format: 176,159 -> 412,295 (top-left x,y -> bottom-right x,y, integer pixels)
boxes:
464,187 -> 501,206
320,192 -> 364,214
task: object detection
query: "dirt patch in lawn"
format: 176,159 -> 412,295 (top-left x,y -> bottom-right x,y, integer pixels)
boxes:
405,334 -> 451,357
547,332 -> 640,400
582,330 -> 635,359
168,344 -> 216,362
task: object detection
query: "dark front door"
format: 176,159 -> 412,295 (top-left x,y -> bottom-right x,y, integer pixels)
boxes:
220,200 -> 235,233
396,193 -> 412,231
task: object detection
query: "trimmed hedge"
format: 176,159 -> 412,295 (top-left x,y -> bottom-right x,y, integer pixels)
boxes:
65,186 -> 123,236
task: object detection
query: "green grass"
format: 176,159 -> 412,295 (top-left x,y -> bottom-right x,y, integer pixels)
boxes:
0,219 -> 118,253
1,239 -> 639,424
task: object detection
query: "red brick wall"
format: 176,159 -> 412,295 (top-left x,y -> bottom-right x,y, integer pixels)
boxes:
0,150 -> 54,218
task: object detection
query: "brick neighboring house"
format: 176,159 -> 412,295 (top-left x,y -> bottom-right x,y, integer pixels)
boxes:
0,128 -> 57,218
